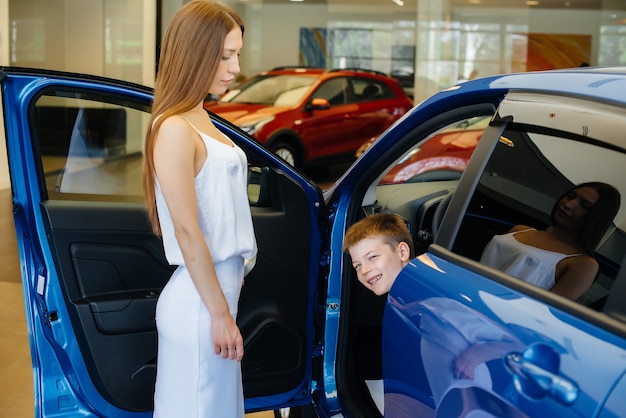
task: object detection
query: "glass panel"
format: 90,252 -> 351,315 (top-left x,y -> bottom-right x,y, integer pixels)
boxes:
224,74 -> 317,106
599,20 -> 626,65
378,116 -> 488,185
7,0 -> 625,106
313,77 -> 349,106
8,0 -> 151,85
34,92 -> 151,202
370,115 -> 488,253
352,78 -> 390,102
456,123 -> 626,308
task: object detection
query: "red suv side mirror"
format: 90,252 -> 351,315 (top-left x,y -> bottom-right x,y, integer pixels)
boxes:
306,98 -> 331,111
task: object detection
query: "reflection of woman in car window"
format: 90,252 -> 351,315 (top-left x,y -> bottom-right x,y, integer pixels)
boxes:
480,182 -> 620,300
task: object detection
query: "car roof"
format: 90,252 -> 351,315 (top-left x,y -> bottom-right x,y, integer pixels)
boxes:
440,66 -> 626,107
259,66 -> 395,81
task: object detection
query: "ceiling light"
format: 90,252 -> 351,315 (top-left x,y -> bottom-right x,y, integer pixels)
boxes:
526,1 -> 539,5
393,0 -> 404,6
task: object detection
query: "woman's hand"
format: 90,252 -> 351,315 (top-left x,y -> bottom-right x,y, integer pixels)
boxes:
212,312 -> 244,361
454,344 -> 483,380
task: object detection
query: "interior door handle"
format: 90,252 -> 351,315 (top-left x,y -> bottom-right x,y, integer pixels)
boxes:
505,343 -> 578,406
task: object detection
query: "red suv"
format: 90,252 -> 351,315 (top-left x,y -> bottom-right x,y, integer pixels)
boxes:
204,67 -> 413,168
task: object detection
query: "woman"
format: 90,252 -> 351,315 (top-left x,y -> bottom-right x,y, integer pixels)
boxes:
142,2 -> 257,417
480,182 -> 620,300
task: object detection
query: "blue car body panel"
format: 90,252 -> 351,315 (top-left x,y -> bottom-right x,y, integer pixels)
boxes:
382,248 -> 626,417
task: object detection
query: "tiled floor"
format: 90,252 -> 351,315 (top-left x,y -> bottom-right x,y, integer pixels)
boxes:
0,187 -> 33,417
0,281 -> 32,417
0,186 -> 273,417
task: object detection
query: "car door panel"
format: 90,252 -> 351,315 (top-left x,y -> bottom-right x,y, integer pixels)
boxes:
599,371 -> 626,418
384,246 -> 626,417
2,68 -> 323,415
299,105 -> 356,160
38,201 -> 167,412
40,171 -> 317,411
238,170 -> 317,399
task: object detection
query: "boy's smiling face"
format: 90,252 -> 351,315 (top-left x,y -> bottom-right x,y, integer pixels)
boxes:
348,235 -> 411,296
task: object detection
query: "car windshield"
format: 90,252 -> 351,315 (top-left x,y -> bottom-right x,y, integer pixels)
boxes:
379,115 -> 490,184
221,74 -> 317,106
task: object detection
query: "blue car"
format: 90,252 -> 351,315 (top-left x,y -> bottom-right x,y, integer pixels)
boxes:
2,66 -> 626,417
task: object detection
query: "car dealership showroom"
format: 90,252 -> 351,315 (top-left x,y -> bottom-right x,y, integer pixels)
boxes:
0,0 -> 626,418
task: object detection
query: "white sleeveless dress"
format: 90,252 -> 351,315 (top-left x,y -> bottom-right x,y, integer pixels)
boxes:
152,118 -> 257,418
480,229 -> 580,290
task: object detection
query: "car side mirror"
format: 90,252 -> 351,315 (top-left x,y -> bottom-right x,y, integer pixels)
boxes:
306,98 -> 331,111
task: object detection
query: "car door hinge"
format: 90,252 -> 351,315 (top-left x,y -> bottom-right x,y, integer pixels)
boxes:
312,341 -> 324,358
313,304 -> 327,321
44,310 -> 59,327
320,250 -> 331,268
35,273 -> 58,328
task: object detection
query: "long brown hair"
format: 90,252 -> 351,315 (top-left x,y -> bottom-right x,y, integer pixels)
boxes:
142,1 -> 244,234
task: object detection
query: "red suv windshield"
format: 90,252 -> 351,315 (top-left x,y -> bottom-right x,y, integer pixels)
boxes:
222,75 -> 318,107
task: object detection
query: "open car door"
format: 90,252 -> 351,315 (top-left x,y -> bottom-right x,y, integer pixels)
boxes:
1,68 -> 324,416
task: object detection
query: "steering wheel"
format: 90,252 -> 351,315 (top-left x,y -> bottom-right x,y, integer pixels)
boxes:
431,192 -> 453,240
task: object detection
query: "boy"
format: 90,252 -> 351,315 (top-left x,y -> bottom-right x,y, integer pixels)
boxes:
343,213 -> 414,296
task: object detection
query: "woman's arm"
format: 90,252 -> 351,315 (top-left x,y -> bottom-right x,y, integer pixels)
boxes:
552,255 -> 599,301
154,116 -> 243,361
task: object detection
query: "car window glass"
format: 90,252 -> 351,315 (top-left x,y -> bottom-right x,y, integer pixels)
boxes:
378,116 -> 488,185
313,77 -> 348,106
365,115 -> 487,254
454,121 -> 626,310
225,75 -> 317,106
352,78 -> 393,102
365,93 -> 626,313
33,92 -> 151,202
33,88 -> 274,211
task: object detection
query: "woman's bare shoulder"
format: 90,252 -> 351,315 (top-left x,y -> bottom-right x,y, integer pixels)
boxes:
156,115 -> 198,145
560,254 -> 599,277
154,115 -> 198,158
158,114 -> 191,132
569,253 -> 598,265
508,224 -> 534,233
